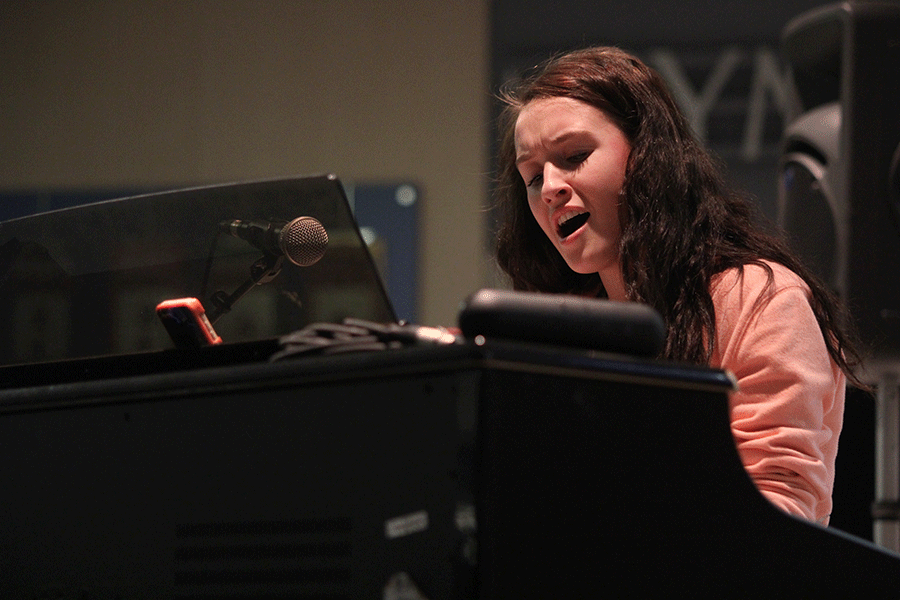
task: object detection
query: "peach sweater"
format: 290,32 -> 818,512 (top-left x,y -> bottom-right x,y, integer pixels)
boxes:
709,262 -> 845,525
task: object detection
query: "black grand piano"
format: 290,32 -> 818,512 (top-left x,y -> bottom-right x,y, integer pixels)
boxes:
0,176 -> 897,598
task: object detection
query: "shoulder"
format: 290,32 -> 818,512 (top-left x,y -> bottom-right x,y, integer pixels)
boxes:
709,261 -> 818,367
711,261 -> 808,306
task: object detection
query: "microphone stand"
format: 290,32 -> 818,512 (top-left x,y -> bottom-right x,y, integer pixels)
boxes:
206,253 -> 284,325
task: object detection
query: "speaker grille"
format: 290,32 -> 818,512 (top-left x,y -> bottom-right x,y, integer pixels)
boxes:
174,518 -> 352,599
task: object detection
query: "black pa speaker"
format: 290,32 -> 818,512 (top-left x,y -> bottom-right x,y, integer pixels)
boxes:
778,1 -> 900,368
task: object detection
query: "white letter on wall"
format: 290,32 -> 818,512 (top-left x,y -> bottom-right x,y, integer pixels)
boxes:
742,47 -> 790,162
648,47 -> 744,143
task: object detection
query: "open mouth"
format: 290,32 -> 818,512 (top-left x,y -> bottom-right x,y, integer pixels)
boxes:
557,211 -> 590,239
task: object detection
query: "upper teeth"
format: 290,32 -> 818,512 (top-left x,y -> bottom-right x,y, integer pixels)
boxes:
557,211 -> 587,228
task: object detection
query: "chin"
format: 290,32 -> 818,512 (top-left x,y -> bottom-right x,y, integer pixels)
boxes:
561,250 -> 610,275
563,260 -> 598,275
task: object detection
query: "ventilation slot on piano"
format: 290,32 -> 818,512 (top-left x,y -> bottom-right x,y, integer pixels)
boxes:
174,518 -> 353,599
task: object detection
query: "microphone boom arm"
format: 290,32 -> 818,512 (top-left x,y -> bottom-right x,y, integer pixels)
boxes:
206,253 -> 284,325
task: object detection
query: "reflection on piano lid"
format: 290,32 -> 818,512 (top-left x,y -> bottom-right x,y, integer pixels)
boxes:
0,174 -> 396,380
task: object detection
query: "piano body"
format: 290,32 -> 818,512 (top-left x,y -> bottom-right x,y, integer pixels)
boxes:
0,340 -> 898,598
1,176 -> 898,597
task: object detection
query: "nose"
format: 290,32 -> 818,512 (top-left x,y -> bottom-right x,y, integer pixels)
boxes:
541,164 -> 570,204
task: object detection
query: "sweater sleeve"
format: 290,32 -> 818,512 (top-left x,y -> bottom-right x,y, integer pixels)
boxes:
710,263 -> 845,524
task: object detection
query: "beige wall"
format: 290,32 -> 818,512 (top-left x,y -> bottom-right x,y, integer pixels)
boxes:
0,0 -> 492,326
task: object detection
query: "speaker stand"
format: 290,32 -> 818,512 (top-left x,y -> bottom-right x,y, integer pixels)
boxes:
874,372 -> 900,552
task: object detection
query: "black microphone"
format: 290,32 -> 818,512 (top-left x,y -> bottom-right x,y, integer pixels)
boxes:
219,217 -> 328,266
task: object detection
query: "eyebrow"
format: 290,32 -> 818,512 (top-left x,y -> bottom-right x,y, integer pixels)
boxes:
515,130 -> 588,165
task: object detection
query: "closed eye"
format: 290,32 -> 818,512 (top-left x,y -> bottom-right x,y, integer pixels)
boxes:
525,172 -> 542,189
567,151 -> 590,166
522,150 -> 591,190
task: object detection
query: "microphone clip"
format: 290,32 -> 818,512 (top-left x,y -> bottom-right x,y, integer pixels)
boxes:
206,253 -> 284,324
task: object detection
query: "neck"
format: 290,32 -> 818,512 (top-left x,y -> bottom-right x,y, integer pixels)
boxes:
600,269 -> 627,302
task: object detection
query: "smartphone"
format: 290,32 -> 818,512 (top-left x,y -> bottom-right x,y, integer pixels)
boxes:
155,297 -> 223,348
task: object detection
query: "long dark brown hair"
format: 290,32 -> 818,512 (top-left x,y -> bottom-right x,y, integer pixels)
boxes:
494,46 -> 864,383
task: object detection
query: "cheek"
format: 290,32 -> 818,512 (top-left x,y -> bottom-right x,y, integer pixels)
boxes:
527,195 -> 539,219
527,195 -> 552,235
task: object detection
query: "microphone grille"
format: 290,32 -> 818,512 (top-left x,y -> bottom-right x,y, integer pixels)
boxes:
280,217 -> 328,267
